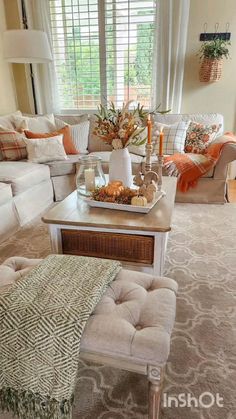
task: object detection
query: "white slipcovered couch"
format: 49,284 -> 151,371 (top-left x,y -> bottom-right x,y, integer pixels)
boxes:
0,112 -> 235,243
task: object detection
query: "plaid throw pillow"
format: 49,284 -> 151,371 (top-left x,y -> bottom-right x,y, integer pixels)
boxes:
185,122 -> 221,154
155,121 -> 190,155
0,131 -> 27,161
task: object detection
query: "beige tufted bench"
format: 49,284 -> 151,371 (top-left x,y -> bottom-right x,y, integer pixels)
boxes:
0,257 -> 178,419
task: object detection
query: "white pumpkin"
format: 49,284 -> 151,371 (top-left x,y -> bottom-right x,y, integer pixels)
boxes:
131,195 -> 147,206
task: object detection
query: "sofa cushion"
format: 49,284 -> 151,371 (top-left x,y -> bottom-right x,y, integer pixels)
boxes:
0,182 -> 13,206
184,122 -> 222,154
25,126 -> 78,155
0,111 -> 22,130
88,115 -> 113,153
55,118 -> 90,153
0,162 -> 50,196
0,131 -> 27,161
154,121 -> 190,154
55,114 -> 89,126
24,135 -> 68,163
13,113 -> 56,133
47,155 -> 82,177
154,113 -> 224,137
89,151 -> 143,164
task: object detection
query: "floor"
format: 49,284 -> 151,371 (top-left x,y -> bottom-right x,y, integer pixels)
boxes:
1,203 -> 236,419
228,179 -> 236,202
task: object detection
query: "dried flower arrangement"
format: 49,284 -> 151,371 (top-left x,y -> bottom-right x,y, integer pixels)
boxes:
93,101 -> 148,150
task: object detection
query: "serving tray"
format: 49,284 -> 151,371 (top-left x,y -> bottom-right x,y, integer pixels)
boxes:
86,190 -> 166,213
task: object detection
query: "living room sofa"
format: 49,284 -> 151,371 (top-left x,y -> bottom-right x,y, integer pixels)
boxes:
51,112 -> 236,204
0,162 -> 53,242
0,112 -> 235,243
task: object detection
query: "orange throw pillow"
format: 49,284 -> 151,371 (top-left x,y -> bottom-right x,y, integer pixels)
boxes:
24,126 -> 78,155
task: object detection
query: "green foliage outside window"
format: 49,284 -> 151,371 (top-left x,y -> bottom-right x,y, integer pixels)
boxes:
56,21 -> 154,107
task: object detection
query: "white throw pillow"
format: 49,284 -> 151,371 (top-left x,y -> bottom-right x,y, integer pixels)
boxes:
13,114 -> 56,133
0,111 -> 22,130
24,135 -> 67,163
154,121 -> 190,155
55,118 -> 90,153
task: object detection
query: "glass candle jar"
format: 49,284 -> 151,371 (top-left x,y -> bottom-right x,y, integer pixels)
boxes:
76,155 -> 106,197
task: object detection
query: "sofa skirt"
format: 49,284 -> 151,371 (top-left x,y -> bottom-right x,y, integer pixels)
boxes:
13,179 -> 54,226
175,178 -> 227,204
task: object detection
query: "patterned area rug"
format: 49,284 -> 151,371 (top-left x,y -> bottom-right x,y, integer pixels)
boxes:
0,203 -> 235,419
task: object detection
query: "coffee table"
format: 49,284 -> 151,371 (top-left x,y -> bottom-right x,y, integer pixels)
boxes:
42,177 -> 177,276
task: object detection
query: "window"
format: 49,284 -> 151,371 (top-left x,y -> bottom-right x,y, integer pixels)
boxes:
49,0 -> 156,110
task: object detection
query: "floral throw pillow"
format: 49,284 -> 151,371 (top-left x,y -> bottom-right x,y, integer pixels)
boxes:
185,122 -> 221,154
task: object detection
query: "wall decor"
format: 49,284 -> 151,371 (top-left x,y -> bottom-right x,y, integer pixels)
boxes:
198,29 -> 231,82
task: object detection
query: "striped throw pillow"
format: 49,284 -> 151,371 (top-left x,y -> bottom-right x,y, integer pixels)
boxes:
155,121 -> 190,155
55,118 -> 90,153
0,131 -> 27,161
70,121 -> 90,153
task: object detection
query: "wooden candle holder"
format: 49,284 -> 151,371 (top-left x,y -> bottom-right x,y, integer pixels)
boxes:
145,142 -> 153,173
157,155 -> 164,191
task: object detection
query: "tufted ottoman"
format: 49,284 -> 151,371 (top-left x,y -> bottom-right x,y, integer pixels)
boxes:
0,257 -> 177,419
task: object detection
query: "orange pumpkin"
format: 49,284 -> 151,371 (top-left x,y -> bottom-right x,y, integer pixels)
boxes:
104,181 -> 124,197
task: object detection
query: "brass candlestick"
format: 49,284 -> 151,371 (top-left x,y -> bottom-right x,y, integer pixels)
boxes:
145,142 -> 153,173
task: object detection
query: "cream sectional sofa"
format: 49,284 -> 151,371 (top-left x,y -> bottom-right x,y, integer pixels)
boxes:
0,162 -> 53,242
0,112 -> 235,243
51,112 -> 236,204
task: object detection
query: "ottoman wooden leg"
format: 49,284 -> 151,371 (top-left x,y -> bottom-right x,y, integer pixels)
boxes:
147,366 -> 163,419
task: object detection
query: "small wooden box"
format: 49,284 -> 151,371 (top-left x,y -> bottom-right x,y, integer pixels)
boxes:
61,229 -> 154,264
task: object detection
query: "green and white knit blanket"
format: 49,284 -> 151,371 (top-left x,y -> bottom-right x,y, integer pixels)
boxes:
0,254 -> 121,419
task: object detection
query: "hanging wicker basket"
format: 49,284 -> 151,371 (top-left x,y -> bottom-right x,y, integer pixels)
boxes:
199,58 -> 223,82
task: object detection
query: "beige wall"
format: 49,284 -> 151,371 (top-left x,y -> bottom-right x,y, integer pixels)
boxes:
182,0 -> 236,132
0,0 -> 17,114
3,0 -> 32,113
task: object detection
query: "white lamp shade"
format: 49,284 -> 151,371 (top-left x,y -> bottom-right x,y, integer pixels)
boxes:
3,29 -> 52,63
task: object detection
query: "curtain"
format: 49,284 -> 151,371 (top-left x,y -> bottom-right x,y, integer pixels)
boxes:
25,0 -> 60,114
152,0 -> 190,113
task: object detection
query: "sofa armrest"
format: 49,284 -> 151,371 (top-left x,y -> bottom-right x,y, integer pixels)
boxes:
214,142 -> 236,179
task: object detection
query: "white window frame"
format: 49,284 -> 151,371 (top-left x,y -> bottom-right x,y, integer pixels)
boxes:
49,0 -> 156,114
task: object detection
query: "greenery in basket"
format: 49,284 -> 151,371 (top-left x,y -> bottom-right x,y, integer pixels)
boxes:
198,39 -> 231,61
93,101 -> 170,150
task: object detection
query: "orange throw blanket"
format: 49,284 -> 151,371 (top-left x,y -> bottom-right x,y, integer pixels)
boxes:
164,133 -> 236,192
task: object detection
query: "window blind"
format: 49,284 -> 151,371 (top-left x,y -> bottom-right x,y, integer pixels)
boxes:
49,0 -> 156,110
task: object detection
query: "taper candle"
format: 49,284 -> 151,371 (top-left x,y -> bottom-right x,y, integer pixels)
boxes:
147,114 -> 152,144
159,129 -> 164,156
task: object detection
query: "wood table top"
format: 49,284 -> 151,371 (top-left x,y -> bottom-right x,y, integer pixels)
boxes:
42,177 -> 177,233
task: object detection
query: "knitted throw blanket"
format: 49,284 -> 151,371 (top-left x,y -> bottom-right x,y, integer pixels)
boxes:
164,133 -> 236,192
0,254 -> 121,419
